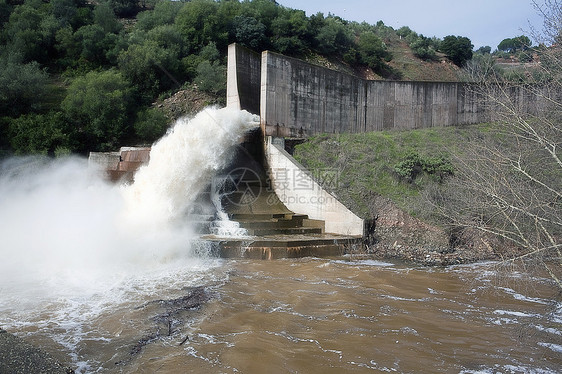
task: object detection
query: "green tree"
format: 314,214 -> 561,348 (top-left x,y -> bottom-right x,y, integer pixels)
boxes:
61,70 -> 133,151
133,107 -> 169,143
315,16 -> 353,56
0,0 -> 12,29
475,46 -> 492,54
118,37 -> 182,98
194,59 -> 226,95
107,0 -> 138,18
3,3 -> 47,62
440,35 -> 473,66
181,41 -> 220,81
54,25 -> 81,68
146,24 -> 185,56
94,2 -> 121,34
136,0 -> 182,31
498,38 -> 516,53
270,8 -> 311,55
175,0 -> 226,53
8,111 -> 72,155
498,35 -> 531,53
238,0 -> 279,31
230,15 -> 267,50
50,0 -> 77,28
74,24 -> 118,67
409,34 -> 438,60
0,55 -> 49,116
396,26 -> 413,38
357,31 -> 392,70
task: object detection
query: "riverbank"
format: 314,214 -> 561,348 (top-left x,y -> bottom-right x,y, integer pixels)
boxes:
0,329 -> 74,374
292,124 -> 528,266
360,195 -> 507,266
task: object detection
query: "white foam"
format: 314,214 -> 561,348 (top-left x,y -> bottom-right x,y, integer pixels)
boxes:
493,310 -> 537,318
538,342 -> 562,353
122,107 -> 257,224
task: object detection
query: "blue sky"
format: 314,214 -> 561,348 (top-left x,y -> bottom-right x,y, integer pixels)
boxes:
277,0 -> 544,50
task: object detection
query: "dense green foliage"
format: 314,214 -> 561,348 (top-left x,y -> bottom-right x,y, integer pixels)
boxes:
0,0 -> 537,156
498,35 -> 532,53
393,152 -> 453,183
396,26 -> 440,61
0,54 -> 50,116
0,0 -> 401,155
61,69 -> 134,152
440,35 -> 473,67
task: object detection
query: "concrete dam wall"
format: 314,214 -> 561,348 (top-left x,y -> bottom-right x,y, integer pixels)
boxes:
225,44 -> 548,237
227,43 -> 511,137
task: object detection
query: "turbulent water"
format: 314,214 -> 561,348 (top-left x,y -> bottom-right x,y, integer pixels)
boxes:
0,107 -> 257,371
1,259 -> 560,373
0,107 -> 560,373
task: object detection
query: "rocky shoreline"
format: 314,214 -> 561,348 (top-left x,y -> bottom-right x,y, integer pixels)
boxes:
362,197 -> 505,266
0,329 -> 74,374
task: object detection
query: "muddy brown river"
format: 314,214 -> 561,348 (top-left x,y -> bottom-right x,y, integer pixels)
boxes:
2,257 -> 560,373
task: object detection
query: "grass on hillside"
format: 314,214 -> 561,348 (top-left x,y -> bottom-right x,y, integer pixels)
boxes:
385,40 -> 460,82
302,36 -> 461,82
292,123 -> 496,220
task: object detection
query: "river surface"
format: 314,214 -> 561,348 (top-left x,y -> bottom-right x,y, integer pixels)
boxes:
1,257 -> 560,374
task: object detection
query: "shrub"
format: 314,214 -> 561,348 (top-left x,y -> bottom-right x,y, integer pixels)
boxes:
394,152 -> 454,183
8,111 -> 72,155
61,70 -> 134,152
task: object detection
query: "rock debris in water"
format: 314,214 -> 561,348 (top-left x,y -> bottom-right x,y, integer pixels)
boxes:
118,286 -> 210,364
0,328 -> 75,374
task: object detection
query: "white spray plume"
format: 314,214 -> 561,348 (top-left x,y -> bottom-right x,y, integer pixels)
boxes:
121,107 -> 259,227
0,107 -> 258,301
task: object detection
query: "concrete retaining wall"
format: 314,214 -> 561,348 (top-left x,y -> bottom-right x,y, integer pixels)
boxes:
260,50 -> 491,136
89,147 -> 150,182
265,136 -> 364,236
227,44 -> 552,138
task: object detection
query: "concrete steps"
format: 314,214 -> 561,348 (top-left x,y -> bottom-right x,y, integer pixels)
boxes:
200,154 -> 362,258
199,233 -> 361,259
233,213 -> 323,235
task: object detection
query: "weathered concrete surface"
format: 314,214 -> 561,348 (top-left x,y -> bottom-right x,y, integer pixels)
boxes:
259,50 -> 488,136
89,147 -> 150,182
265,136 -> 364,236
0,329 -> 74,374
214,234 -> 360,259
227,43 -> 261,114
227,44 -> 549,137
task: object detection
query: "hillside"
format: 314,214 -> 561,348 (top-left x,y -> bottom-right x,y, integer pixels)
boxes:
0,0 -> 534,157
291,123 -> 556,266
385,40 -> 461,81
301,25 -> 462,82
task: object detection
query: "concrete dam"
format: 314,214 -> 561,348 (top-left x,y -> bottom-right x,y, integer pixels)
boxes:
93,43 -> 539,258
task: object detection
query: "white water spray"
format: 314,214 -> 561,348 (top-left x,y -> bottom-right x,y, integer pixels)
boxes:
0,106 -> 258,305
122,107 -> 258,227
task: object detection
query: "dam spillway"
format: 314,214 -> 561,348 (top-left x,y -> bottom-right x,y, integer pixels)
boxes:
199,150 -> 362,259
88,113 -> 363,259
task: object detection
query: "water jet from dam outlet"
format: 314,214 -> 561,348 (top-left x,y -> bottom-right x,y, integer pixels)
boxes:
0,106 -> 258,307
